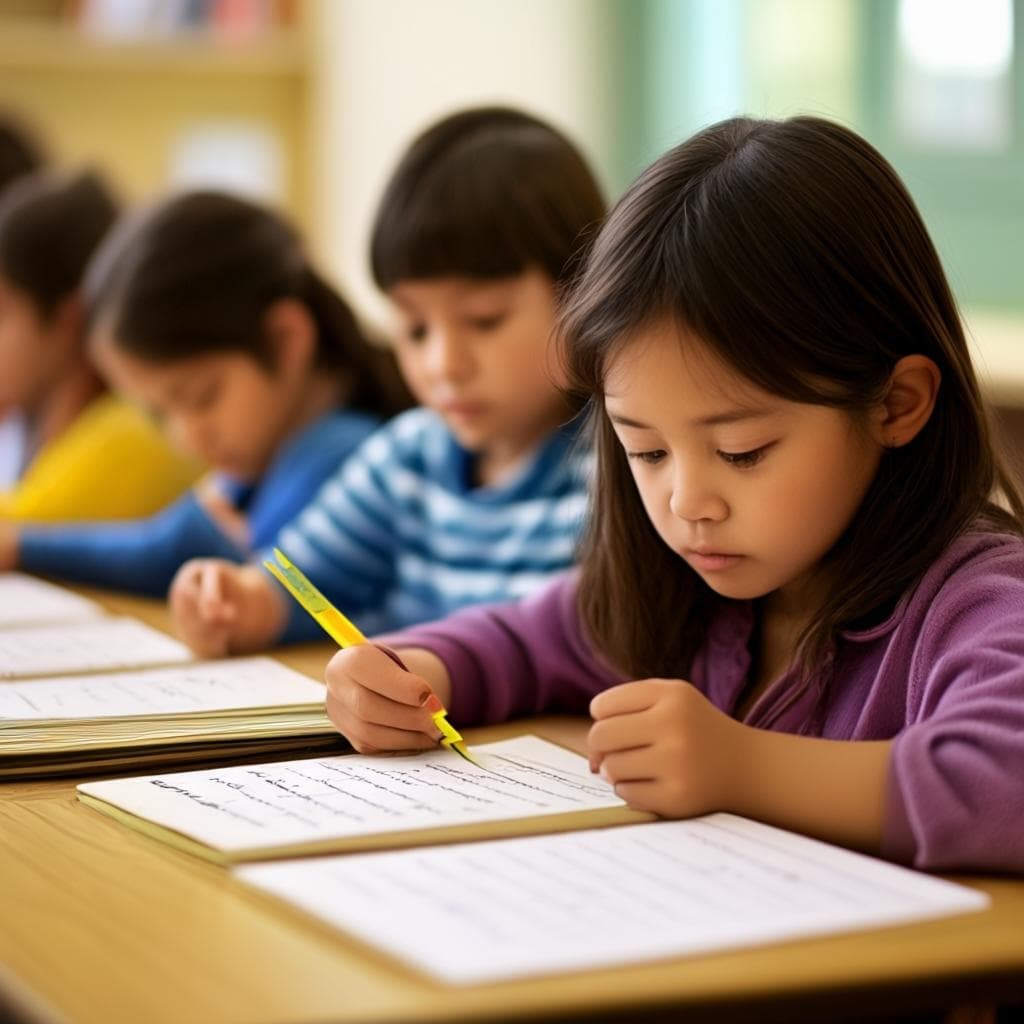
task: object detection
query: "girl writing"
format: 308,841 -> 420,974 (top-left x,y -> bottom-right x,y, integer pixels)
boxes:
1,190 -> 407,593
322,116 -> 1024,872
170,106 -> 605,655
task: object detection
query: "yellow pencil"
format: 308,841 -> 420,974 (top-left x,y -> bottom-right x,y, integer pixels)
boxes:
263,548 -> 481,767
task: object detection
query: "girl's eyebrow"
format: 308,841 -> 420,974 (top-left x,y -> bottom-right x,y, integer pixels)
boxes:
607,407 -> 775,429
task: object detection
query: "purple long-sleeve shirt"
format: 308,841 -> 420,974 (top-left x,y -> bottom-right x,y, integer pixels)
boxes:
385,526 -> 1024,873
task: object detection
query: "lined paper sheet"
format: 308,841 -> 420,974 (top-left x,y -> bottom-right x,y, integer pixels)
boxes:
77,736 -> 626,855
238,815 -> 990,984
0,573 -> 102,629
0,658 -> 323,721
0,617 -> 191,678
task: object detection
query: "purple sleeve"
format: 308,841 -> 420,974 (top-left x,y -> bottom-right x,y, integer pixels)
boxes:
376,572 -> 625,726
883,550 -> 1024,872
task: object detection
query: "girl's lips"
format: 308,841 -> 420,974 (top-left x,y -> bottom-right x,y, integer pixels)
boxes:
684,550 -> 744,572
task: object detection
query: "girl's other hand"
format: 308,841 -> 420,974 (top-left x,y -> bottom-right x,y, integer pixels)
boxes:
587,678 -> 744,818
325,645 -> 449,754
168,558 -> 283,657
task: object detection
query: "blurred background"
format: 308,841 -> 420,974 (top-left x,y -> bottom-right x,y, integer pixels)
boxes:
0,0 -> 1020,392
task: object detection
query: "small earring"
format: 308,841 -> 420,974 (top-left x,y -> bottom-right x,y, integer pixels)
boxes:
886,436 -> 899,450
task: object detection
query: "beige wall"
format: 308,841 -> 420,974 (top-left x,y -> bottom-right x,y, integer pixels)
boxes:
307,0 -> 619,327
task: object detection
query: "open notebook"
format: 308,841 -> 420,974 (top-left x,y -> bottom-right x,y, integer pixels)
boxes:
0,657 -> 346,778
236,815 -> 990,985
77,735 -> 653,862
0,616 -> 193,679
0,572 -> 103,629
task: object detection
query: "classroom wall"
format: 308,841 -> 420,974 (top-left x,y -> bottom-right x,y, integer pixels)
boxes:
306,0 -> 623,326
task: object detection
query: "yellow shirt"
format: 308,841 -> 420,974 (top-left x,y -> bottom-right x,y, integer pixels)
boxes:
0,394 -> 202,522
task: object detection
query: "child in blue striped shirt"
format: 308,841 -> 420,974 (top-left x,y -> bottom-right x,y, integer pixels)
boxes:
170,106 -> 606,656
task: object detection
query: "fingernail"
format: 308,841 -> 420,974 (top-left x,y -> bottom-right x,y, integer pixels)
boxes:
599,764 -> 611,782
423,694 -> 444,713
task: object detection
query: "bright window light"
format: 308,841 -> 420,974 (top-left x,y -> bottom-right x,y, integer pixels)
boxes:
899,0 -> 1013,76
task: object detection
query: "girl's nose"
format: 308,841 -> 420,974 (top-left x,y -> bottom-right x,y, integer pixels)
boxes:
669,466 -> 728,523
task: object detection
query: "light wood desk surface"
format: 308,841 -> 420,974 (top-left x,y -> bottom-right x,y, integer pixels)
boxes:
2,589 -> 1023,1024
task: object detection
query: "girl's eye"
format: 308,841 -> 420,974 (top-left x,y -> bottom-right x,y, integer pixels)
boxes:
627,449 -> 667,465
405,323 -> 428,343
718,445 -> 771,468
469,313 -> 506,332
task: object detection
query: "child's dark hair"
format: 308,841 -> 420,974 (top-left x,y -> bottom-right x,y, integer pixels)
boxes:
370,106 -> 605,291
561,115 -> 1024,707
0,168 -> 117,318
86,190 -> 410,418
0,112 -> 45,194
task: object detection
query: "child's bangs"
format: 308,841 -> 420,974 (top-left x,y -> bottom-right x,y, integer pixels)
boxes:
371,179 -> 531,289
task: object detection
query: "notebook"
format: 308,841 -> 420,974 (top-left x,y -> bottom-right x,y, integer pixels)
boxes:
237,815 -> 991,985
76,735 -> 652,863
0,657 -> 345,778
0,573 -> 103,629
0,616 -> 192,679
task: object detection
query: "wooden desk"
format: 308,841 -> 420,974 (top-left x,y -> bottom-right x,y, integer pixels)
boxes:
2,590 -> 1023,1024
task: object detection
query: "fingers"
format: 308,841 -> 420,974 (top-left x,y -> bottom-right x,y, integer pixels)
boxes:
197,563 -> 237,622
326,692 -> 440,754
590,679 -> 662,720
169,560 -> 236,657
597,747 -> 655,784
607,780 -> 661,811
324,645 -> 446,753
588,714 -> 652,757
336,645 -> 435,707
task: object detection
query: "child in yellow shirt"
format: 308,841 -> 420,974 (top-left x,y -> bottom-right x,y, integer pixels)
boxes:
0,169 -> 200,521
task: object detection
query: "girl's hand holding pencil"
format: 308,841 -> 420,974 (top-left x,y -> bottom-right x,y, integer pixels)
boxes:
324,644 -> 455,754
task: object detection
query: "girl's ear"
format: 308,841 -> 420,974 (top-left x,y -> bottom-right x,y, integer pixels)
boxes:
874,354 -> 941,449
262,298 -> 316,375
48,291 -> 86,353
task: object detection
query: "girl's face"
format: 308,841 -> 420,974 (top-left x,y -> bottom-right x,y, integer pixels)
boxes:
387,269 -> 569,481
603,320 -> 884,616
91,334 -> 301,482
0,274 -> 74,414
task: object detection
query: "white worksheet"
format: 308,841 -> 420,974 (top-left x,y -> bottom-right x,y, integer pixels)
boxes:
0,617 -> 191,678
238,815 -> 990,984
0,657 -> 323,721
77,736 -> 625,854
0,573 -> 103,628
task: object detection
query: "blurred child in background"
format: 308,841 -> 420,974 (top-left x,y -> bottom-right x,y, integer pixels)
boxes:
0,169 -> 199,523
0,190 -> 409,593
0,110 -> 47,487
169,106 -> 606,656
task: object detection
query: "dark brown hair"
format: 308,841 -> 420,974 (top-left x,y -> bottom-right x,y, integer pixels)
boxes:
85,190 -> 410,417
561,115 -> 1024,701
370,106 -> 605,290
0,112 -> 45,195
0,168 -> 117,318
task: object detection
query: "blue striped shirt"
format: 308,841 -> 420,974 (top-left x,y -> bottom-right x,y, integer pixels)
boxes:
272,407 -> 590,642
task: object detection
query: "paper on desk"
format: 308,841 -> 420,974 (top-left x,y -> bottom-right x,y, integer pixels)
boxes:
238,814 -> 990,984
0,617 -> 191,679
0,657 -> 323,721
77,736 -> 634,860
0,573 -> 102,629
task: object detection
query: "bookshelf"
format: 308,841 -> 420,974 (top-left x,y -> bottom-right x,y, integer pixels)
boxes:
0,0 -> 313,228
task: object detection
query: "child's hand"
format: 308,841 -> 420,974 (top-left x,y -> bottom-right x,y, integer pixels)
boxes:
588,679 -> 743,818
325,645 -> 450,754
0,520 -> 18,571
169,558 -> 284,657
